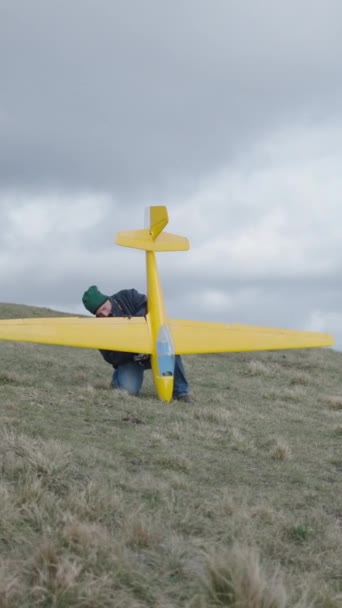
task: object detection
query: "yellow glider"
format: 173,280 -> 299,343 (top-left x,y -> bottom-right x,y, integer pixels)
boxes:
0,206 -> 334,402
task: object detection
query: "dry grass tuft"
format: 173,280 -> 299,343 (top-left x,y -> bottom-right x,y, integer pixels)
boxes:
323,396 -> 342,410
289,371 -> 311,386
0,484 -> 19,542
0,370 -> 21,385
198,545 -> 287,608
271,439 -> 291,462
124,513 -> 161,548
2,430 -> 69,466
28,540 -> 82,604
61,520 -> 110,563
194,406 -> 231,426
156,452 -> 192,473
245,360 -> 278,377
250,504 -> 278,524
315,593 -> 342,608
219,492 -> 245,517
282,386 -> 307,401
0,560 -> 23,608
80,383 -> 96,396
66,480 -> 124,522
167,420 -> 187,440
150,430 -> 169,446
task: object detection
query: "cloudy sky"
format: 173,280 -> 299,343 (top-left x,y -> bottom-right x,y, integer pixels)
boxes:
1,0 -> 341,349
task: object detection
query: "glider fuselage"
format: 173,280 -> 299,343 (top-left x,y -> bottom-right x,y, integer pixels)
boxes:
146,250 -> 175,401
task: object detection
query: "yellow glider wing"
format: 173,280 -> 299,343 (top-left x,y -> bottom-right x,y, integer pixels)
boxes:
0,316 -> 152,353
169,320 -> 334,354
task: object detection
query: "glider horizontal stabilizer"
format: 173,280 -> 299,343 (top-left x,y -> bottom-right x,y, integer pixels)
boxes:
116,205 -> 189,251
116,230 -> 189,251
168,320 -> 334,354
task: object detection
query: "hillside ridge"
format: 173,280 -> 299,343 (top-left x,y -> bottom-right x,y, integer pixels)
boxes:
0,303 -> 341,605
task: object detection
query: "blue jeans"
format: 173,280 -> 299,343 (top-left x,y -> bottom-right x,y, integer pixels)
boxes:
112,355 -> 189,398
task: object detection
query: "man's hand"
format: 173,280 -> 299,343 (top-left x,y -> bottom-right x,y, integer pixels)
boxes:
133,354 -> 150,365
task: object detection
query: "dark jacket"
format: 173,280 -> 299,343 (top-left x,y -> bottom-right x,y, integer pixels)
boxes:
100,288 -> 147,368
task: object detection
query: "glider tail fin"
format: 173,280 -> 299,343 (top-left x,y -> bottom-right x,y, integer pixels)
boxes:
115,205 -> 190,251
147,206 -> 169,239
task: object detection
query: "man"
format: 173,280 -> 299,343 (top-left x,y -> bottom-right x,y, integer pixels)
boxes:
82,285 -> 191,402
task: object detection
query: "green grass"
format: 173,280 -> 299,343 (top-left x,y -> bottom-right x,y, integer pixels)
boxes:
0,303 -> 341,607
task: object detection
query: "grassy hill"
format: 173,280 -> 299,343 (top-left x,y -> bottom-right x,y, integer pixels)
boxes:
0,303 -> 341,607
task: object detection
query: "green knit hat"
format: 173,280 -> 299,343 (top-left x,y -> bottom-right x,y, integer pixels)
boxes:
82,285 -> 109,314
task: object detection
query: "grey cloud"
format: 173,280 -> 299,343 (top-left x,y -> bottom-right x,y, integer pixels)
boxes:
1,0 -> 342,196
164,277 -> 342,352
0,1 -> 341,354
